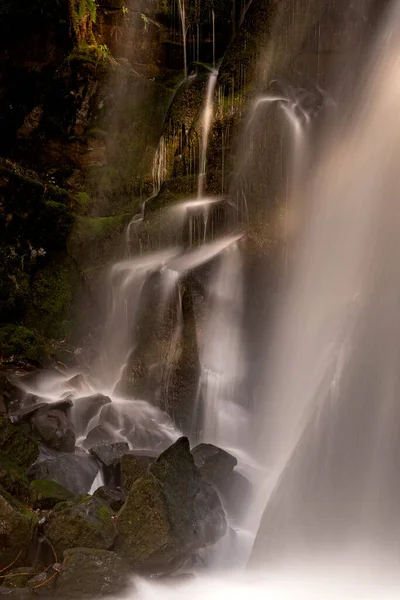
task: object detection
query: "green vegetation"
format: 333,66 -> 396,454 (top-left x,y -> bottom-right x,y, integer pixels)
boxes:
0,325 -> 47,362
69,0 -> 97,45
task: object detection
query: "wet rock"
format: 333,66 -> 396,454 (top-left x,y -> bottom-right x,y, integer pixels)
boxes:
56,548 -> 132,598
218,470 -> 252,521
31,409 -> 75,452
29,479 -> 75,510
0,589 -> 32,598
191,443 -> 237,485
10,399 -> 73,424
2,567 -> 37,588
90,442 -> 129,467
114,437 -> 227,574
72,394 -> 112,429
0,453 -> 29,501
82,425 -> 114,449
27,454 -> 98,496
0,416 -> 39,469
44,496 -> 117,556
94,485 -> 126,512
0,488 -> 38,568
0,375 -> 23,414
119,453 -> 155,490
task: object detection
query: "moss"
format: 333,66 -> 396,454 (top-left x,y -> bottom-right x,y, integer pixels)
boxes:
27,260 -> 77,339
0,325 -> 47,363
0,452 -> 29,502
0,485 -> 39,567
29,479 -> 75,510
75,215 -> 130,239
43,496 -> 116,556
97,504 -> 112,523
0,417 -> 39,470
115,474 -> 175,568
2,567 -> 37,588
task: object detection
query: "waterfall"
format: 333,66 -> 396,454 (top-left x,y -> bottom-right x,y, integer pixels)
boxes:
177,0 -> 188,78
198,70 -> 218,199
250,0 -> 400,566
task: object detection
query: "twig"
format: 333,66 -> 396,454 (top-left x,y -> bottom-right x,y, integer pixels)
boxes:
45,536 -> 58,564
0,550 -> 22,574
33,570 -> 58,590
0,572 -> 39,579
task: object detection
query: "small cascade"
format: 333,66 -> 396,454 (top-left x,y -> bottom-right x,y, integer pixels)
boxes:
212,9 -> 216,68
199,243 -> 247,450
198,70 -> 218,199
177,0 -> 188,78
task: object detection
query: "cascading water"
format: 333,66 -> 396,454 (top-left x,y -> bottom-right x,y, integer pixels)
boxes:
198,69 -> 218,199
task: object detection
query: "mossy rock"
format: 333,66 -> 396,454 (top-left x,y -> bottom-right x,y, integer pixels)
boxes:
114,474 -> 175,570
114,438 -> 227,573
29,479 -> 75,510
56,547 -> 132,598
0,453 -> 29,502
43,496 -> 116,556
0,417 -> 39,470
119,454 -> 155,491
0,487 -> 38,569
2,567 -> 37,589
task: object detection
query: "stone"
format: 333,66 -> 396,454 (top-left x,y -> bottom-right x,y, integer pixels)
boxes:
94,486 -> 126,512
72,394 -> 111,430
90,442 -> 129,467
218,470 -> 252,520
26,454 -> 98,496
2,567 -> 37,588
43,496 -> 117,556
119,453 -> 155,490
0,589 -> 32,598
0,375 -> 24,414
31,409 -> 75,452
114,437 -> 227,574
0,453 -> 29,502
0,416 -> 39,469
82,425 -> 114,450
191,443 -> 237,485
0,488 -> 38,568
10,399 -> 73,424
29,479 -> 75,510
56,548 -> 132,598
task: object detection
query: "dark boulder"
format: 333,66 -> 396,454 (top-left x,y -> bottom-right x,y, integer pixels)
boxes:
94,486 -> 126,512
218,470 -> 253,520
90,442 -> 129,467
43,496 -> 117,556
56,548 -> 132,598
191,443 -> 237,486
0,488 -> 38,568
26,453 -> 98,496
114,437 -> 227,574
9,399 -> 73,424
0,416 -> 38,469
82,425 -> 115,450
31,409 -> 75,452
71,395 -> 112,432
29,479 -> 75,510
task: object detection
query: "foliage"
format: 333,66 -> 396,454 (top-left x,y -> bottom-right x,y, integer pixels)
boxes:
0,325 -> 47,362
69,0 -> 97,46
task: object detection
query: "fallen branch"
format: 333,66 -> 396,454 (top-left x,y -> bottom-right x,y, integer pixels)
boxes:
0,550 -> 22,574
